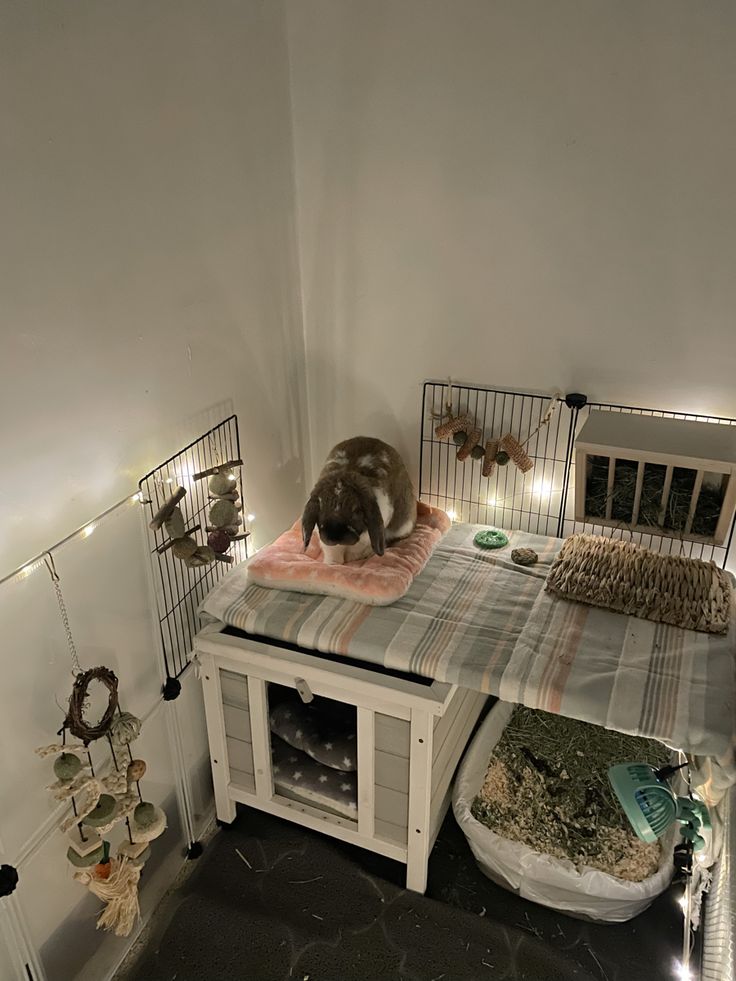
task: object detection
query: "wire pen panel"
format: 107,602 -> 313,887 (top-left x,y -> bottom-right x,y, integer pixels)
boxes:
420,381 -> 735,569
138,416 -> 248,679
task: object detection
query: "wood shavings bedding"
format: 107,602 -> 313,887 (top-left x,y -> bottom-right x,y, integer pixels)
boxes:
471,706 -> 669,882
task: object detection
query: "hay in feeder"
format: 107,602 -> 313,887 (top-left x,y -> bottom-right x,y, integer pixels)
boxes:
584,457 -> 724,538
471,706 -> 668,882
546,533 -> 732,633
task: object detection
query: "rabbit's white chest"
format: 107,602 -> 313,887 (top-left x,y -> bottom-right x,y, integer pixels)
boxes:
373,487 -> 394,527
320,532 -> 373,565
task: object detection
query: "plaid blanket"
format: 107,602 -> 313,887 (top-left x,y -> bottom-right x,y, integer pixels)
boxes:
199,524 -> 736,761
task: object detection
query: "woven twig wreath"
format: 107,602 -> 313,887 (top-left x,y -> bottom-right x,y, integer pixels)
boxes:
65,667 -> 120,743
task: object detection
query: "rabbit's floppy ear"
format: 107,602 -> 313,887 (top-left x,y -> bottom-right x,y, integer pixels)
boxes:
362,491 -> 386,557
301,496 -> 320,550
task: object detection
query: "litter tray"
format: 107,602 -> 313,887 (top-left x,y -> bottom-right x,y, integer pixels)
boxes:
452,701 -> 674,922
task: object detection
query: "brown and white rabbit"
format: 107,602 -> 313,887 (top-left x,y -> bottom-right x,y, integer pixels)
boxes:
302,437 -> 417,564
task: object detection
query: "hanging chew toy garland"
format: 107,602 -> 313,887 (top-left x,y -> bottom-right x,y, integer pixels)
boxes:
433,383 -> 561,478
150,458 -> 249,568
34,554 -> 167,937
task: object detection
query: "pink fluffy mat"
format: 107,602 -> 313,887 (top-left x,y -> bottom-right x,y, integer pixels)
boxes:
246,502 -> 451,605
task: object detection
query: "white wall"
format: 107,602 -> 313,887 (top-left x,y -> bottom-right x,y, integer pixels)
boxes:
3,1 -> 736,975
0,2 -> 305,978
287,0 -> 736,482
1,0 -> 308,575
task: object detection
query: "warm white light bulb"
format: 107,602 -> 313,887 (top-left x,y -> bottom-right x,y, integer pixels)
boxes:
533,478 -> 553,499
132,492 -> 142,503
82,524 -> 96,538
247,513 -> 256,522
487,497 -> 497,508
165,477 -> 174,485
447,509 -> 458,521
673,961 -> 693,981
228,474 -> 237,482
677,894 -> 688,913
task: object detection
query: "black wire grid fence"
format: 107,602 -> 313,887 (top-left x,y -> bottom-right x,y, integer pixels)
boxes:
419,381 -> 736,569
137,391 -> 735,681
138,415 -> 249,680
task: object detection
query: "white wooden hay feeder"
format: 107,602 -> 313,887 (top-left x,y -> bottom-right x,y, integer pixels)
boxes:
196,629 -> 487,893
574,411 -> 736,545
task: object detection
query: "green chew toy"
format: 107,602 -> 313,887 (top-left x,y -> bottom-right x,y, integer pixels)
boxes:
474,529 -> 509,550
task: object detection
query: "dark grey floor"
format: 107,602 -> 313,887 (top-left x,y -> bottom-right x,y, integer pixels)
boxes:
123,805 -> 687,981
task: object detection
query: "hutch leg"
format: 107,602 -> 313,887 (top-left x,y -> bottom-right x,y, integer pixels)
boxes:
247,676 -> 275,800
405,709 -> 434,893
199,653 -> 236,824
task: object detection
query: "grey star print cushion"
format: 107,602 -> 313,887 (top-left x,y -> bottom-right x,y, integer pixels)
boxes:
271,735 -> 357,819
269,692 -> 357,772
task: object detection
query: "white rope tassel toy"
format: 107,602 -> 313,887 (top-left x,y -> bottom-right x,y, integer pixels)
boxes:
74,857 -> 141,937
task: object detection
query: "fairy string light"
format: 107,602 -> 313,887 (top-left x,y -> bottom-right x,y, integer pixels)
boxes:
1,492 -> 144,588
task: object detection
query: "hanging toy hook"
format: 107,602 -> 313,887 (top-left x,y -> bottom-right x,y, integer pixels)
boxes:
44,551 -> 60,582
431,376 -> 457,422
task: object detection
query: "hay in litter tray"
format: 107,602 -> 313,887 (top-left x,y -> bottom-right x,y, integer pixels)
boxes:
545,533 -> 733,634
471,706 -> 668,882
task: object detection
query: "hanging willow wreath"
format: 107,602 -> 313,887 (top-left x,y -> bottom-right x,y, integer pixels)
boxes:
65,667 -> 120,743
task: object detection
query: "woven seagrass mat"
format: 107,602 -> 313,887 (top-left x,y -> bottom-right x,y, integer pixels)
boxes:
545,534 -> 733,634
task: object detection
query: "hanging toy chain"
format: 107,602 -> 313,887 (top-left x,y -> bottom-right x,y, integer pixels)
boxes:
433,381 -> 562,479
517,391 -> 563,450
36,551 -> 167,937
45,553 -> 82,677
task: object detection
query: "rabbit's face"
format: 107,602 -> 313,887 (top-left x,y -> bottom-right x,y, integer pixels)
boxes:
318,516 -> 362,547
302,476 -> 385,557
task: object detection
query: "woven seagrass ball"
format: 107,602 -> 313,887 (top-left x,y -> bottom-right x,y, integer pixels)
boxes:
511,547 -> 539,567
495,451 -> 510,466
54,752 -> 82,782
453,431 -> 467,446
471,444 -> 486,460
110,712 -> 142,746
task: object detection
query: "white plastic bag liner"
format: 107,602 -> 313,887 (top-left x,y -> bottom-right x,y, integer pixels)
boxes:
453,701 -> 675,922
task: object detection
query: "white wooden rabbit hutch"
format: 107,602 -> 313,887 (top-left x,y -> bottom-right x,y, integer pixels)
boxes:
196,631 -> 486,893
186,383 -> 735,957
